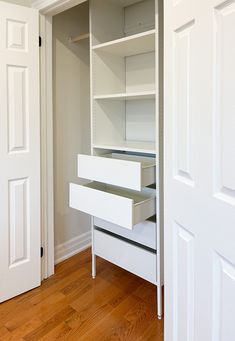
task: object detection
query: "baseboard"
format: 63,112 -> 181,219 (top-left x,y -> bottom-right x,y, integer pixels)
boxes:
55,231 -> 91,265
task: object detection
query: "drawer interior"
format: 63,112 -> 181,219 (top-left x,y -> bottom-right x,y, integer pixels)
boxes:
84,181 -> 156,204
101,152 -> 156,168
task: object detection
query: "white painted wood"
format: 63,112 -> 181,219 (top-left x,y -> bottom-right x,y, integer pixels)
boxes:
165,0 -> 235,339
93,51 -> 155,96
155,0 -> 164,319
93,29 -> 155,57
94,229 -> 157,284
90,0 -> 124,46
90,0 -> 155,45
126,99 -> 155,142
39,14 -> 54,280
94,90 -> 155,100
77,153 -> 156,191
54,231 -> 91,264
124,0 -> 155,35
32,0 -> 86,15
93,141 -> 156,154
0,1 -> 40,301
125,52 -> 155,92
94,217 -> 156,250
70,182 -> 156,230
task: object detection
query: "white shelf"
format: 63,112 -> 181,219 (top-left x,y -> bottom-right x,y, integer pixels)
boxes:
94,90 -> 155,101
93,141 -> 156,154
92,29 -> 155,57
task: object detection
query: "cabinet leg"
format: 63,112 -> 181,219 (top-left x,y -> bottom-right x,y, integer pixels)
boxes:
157,285 -> 163,319
92,253 -> 96,279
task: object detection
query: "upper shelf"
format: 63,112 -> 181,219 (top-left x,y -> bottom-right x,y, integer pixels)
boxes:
94,90 -> 155,101
92,29 -> 155,57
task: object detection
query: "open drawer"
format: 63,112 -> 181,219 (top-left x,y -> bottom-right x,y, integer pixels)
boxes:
70,182 -> 156,230
77,153 -> 156,191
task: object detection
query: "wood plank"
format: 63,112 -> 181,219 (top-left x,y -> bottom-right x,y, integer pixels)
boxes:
0,249 -> 163,341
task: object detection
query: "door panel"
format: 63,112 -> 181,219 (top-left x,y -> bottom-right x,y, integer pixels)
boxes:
0,1 -> 40,302
212,253 -> 235,341
165,0 -> 235,340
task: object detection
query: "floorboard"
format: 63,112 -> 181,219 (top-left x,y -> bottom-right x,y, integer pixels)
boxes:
0,249 -> 164,340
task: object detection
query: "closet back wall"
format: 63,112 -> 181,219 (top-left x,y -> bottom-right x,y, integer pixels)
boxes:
53,2 -> 91,263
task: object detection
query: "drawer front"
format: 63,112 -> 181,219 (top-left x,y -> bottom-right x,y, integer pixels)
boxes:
69,182 -> 156,230
94,229 -> 157,284
78,154 -> 155,191
94,218 -> 156,250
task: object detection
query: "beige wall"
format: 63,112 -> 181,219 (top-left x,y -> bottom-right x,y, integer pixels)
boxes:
53,2 -> 91,251
3,0 -> 31,6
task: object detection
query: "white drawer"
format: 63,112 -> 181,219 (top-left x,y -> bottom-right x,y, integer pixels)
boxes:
77,153 -> 156,191
70,182 -> 156,230
94,229 -> 157,284
94,217 -> 156,250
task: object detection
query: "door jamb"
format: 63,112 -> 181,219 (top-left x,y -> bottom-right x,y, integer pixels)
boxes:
33,0 -> 87,279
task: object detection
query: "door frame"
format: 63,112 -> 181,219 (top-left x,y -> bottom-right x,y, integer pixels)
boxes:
32,0 -> 87,279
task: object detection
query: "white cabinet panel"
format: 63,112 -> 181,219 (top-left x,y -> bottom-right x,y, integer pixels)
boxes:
213,253 -> 235,341
9,178 -> 29,268
94,217 -> 156,249
7,66 -> 28,153
214,1 -> 235,204
70,182 -> 156,230
173,20 -> 195,186
78,153 -> 156,191
173,222 -> 195,341
94,229 -> 157,284
7,19 -> 28,51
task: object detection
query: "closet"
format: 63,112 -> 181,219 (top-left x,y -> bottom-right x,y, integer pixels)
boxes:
69,0 -> 163,318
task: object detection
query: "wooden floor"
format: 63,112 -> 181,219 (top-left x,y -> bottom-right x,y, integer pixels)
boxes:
0,249 -> 164,340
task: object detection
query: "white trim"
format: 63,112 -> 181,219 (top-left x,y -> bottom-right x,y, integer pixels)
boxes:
55,232 -> 91,264
40,14 -> 54,279
38,0 -> 89,278
32,0 -> 87,15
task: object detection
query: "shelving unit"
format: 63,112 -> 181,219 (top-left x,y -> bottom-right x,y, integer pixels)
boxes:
69,0 -> 163,319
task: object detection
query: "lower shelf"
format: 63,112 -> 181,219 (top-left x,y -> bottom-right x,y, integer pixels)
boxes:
94,228 -> 157,285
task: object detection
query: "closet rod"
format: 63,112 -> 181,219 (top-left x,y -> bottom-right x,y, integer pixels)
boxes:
69,33 -> 89,43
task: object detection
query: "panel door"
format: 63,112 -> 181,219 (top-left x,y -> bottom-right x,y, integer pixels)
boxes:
0,1 -> 40,302
165,0 -> 235,340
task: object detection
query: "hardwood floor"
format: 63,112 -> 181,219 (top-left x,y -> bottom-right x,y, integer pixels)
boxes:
0,249 -> 164,340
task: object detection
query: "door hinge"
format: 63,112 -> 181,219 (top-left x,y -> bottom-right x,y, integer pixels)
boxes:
41,247 -> 44,258
39,36 -> 42,47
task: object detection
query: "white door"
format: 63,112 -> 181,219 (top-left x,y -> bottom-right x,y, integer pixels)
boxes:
164,0 -> 235,340
0,1 -> 40,302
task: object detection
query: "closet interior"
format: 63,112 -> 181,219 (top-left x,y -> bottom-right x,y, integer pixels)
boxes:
69,0 -> 163,318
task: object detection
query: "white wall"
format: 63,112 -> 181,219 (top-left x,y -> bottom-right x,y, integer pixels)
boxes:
53,2 -> 91,263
